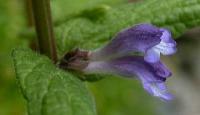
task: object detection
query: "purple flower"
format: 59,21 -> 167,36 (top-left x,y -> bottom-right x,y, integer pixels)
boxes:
84,56 -> 173,100
85,24 -> 176,100
60,23 -> 177,101
90,24 -> 177,63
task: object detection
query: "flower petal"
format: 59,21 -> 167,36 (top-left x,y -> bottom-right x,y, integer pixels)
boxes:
155,43 -> 177,55
150,61 -> 172,78
90,24 -> 162,61
84,56 -> 172,100
160,28 -> 176,46
144,48 -> 160,63
145,28 -> 177,63
143,82 -> 174,101
85,56 -> 165,81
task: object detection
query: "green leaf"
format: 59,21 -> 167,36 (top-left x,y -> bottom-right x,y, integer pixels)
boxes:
51,0 -> 126,24
55,0 -> 200,54
12,48 -> 96,115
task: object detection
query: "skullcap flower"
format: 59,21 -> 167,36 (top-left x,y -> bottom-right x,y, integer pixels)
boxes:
59,23 -> 177,101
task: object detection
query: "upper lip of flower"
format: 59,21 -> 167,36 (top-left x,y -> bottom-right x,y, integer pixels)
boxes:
89,23 -> 162,61
90,23 -> 177,63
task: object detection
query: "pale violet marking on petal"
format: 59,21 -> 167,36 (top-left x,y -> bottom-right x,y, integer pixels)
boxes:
83,61 -> 106,74
144,48 -> 160,63
83,61 -> 114,74
144,28 -> 177,63
154,41 -> 177,55
143,82 -> 174,101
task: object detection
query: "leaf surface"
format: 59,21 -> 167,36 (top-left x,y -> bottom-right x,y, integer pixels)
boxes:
55,0 -> 200,54
12,48 -> 96,115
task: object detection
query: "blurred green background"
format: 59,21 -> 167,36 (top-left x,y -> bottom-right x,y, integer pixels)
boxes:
0,0 -> 200,115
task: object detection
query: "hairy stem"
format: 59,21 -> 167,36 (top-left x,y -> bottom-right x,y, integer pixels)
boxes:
31,0 -> 57,63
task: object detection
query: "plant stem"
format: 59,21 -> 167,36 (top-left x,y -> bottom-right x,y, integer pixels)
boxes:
25,0 -> 38,51
25,0 -> 34,26
31,0 -> 57,63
